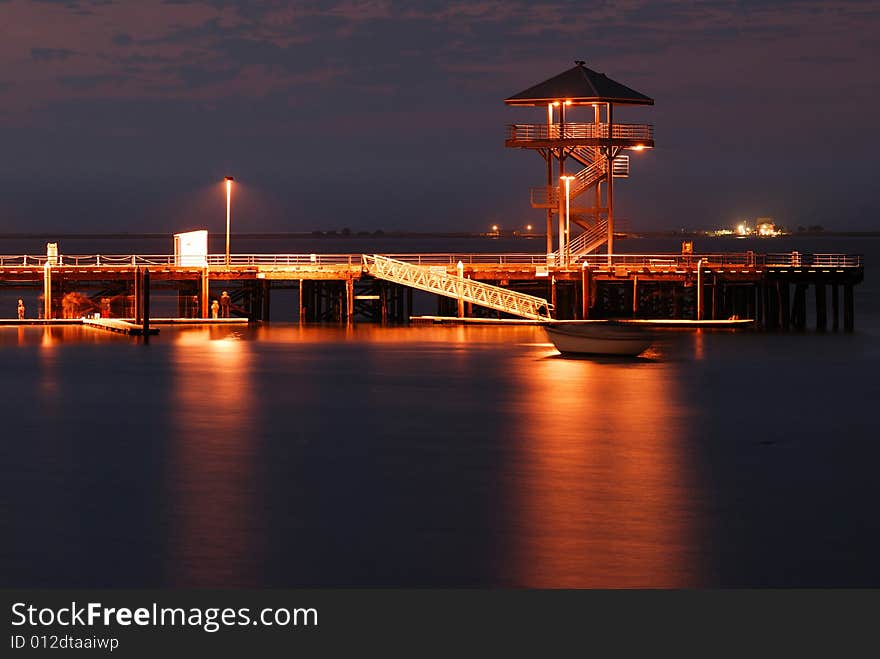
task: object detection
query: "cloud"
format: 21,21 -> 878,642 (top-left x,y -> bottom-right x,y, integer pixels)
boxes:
31,47 -> 77,61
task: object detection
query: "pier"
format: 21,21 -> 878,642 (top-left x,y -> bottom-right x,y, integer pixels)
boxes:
0,64 -> 865,330
0,250 -> 864,330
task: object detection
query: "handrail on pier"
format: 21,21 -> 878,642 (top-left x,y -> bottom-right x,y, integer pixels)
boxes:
0,252 -> 864,270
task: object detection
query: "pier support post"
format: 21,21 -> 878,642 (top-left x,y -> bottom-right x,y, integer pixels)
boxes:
43,264 -> 52,320
779,282 -> 790,330
844,284 -> 854,332
792,283 -> 807,330
581,266 -> 591,319
711,277 -> 720,320
815,283 -> 827,331
831,284 -> 839,331
550,275 -> 557,319
765,282 -> 778,329
201,268 -> 209,319
298,280 -> 304,323
755,283 -> 763,327
346,278 -> 354,324
262,280 -> 271,321
632,275 -> 638,317
142,269 -> 151,339
134,267 -> 141,324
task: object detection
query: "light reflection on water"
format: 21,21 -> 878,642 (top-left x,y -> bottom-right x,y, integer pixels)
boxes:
168,329 -> 260,586
1,323 -> 879,587
501,347 -> 700,587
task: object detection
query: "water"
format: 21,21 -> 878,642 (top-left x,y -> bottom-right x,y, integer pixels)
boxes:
1,236 -> 878,587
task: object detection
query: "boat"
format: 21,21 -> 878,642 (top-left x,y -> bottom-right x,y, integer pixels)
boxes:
543,321 -> 654,357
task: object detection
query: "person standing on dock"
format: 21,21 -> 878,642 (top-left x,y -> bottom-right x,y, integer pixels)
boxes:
220,290 -> 231,318
191,295 -> 199,318
17,299 -> 25,320
211,299 -> 220,319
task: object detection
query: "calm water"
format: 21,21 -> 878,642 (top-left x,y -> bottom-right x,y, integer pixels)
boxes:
1,236 -> 878,587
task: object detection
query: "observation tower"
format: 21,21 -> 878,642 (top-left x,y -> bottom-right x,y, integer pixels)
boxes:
505,61 -> 654,263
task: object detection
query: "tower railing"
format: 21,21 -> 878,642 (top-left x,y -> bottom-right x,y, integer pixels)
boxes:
506,122 -> 654,143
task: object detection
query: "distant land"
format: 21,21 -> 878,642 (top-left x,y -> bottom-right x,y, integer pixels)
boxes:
1,230 -> 879,240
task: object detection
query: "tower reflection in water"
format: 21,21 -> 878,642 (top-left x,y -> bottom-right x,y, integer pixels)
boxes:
501,347 -> 704,587
168,328 -> 261,586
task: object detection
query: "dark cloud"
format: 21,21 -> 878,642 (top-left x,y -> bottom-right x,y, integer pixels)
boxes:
31,47 -> 77,61
58,73 -> 124,89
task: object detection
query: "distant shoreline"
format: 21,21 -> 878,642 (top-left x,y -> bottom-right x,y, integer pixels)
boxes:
0,230 -> 878,240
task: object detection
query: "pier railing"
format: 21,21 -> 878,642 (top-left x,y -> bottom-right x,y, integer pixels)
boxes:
0,252 -> 864,270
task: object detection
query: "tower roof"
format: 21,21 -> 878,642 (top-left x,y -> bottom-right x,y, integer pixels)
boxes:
505,62 -> 653,106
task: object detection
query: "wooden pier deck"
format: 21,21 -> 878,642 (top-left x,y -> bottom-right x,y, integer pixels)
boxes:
0,251 -> 864,330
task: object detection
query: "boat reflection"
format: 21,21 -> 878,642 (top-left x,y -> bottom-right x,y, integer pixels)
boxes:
501,346 -> 703,587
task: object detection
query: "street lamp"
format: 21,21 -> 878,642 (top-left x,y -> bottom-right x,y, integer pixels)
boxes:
224,176 -> 234,267
560,175 -> 575,266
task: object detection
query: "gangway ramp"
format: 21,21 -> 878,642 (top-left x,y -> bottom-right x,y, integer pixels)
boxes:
362,254 -> 553,321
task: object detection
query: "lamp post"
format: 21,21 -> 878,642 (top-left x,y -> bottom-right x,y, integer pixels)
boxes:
560,175 -> 575,266
224,176 -> 234,267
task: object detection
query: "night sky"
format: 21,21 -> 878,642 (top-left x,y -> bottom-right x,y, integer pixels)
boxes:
1,0 -> 877,234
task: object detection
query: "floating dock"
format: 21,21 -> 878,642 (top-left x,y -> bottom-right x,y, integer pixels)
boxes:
83,318 -> 159,336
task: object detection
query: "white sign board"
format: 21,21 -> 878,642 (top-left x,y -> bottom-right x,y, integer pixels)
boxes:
173,230 -> 208,266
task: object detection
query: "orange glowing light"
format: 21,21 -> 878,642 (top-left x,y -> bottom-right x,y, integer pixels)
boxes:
630,145 -> 646,151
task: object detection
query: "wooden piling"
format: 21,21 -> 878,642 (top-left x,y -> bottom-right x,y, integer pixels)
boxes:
632,275 -> 639,317
345,279 -> 354,323
200,268 -> 209,319
844,284 -> 854,331
815,283 -> 827,331
711,278 -> 719,320
134,267 -> 141,324
43,265 -> 52,320
831,284 -> 839,331
792,283 -> 808,329
755,283 -> 763,327
142,269 -> 151,339
779,281 -> 790,330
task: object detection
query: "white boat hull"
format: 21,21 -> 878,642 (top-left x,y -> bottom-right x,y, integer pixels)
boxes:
544,323 -> 653,357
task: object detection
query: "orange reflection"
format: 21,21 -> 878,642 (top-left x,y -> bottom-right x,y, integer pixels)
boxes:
168,329 -> 260,586
502,338 -> 700,587
693,328 -> 706,360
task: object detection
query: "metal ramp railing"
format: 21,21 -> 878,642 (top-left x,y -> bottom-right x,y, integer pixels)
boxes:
362,254 -> 553,321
